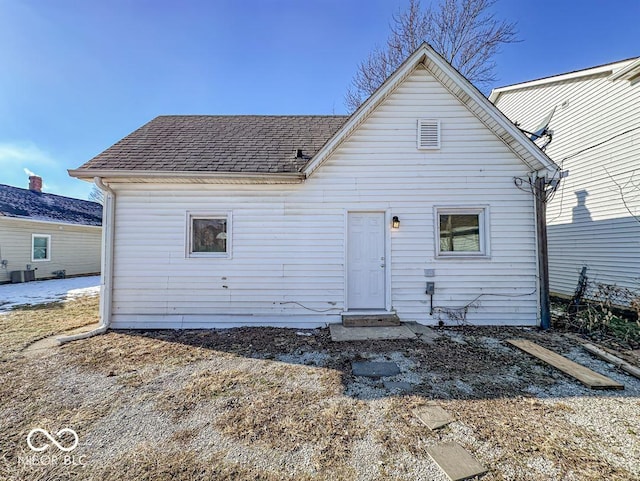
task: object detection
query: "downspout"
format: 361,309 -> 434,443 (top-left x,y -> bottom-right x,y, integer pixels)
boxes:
58,177 -> 115,343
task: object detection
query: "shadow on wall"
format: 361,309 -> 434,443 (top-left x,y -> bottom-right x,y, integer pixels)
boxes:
548,189 -> 640,295
572,189 -> 592,223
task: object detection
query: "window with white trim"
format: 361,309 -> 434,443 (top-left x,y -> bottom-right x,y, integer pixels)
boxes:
187,213 -> 231,258
435,207 -> 489,257
32,234 -> 51,261
417,119 -> 440,149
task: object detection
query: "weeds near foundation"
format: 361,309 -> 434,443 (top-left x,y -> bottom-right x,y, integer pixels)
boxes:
555,282 -> 640,349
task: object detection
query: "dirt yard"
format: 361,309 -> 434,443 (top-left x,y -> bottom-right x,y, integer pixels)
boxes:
1,298 -> 639,480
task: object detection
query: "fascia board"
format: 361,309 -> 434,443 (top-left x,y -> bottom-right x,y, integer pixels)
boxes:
67,169 -> 305,184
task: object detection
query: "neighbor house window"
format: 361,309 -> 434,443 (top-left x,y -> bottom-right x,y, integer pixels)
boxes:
32,234 -> 51,261
187,213 -> 231,258
435,207 -> 489,257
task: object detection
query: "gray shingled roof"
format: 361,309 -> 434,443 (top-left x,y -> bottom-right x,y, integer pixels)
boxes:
76,115 -> 349,174
0,184 -> 102,226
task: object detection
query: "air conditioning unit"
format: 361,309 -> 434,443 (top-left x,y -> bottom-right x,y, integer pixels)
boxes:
10,270 -> 25,283
10,270 -> 35,283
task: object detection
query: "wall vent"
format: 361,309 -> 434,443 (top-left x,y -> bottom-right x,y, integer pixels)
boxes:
417,119 -> 440,149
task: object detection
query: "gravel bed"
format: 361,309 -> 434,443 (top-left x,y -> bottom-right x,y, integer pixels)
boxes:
2,325 -> 639,480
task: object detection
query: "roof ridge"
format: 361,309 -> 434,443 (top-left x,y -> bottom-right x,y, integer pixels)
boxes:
0,183 -> 100,205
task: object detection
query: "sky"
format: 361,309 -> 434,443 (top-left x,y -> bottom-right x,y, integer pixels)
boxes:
1,0 -> 638,200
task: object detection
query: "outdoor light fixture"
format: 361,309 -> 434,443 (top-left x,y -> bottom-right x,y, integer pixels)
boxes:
392,216 -> 400,229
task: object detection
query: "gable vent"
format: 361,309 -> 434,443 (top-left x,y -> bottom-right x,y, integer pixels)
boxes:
417,119 -> 440,149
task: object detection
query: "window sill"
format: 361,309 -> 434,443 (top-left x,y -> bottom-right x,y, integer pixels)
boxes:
435,253 -> 490,260
187,253 -> 230,259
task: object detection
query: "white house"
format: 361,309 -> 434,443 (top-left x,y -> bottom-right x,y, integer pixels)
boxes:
0,177 -> 102,283
69,44 -> 557,330
490,57 -> 640,300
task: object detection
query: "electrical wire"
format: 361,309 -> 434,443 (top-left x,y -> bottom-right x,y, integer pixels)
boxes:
547,126 -> 640,222
455,290 -> 537,309
561,126 -> 640,162
278,301 -> 341,313
432,290 -> 537,325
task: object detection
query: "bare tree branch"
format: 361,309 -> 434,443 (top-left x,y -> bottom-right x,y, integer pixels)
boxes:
345,0 -> 518,112
88,185 -> 104,205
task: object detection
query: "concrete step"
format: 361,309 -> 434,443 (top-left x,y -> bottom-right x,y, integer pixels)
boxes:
329,324 -> 416,341
342,312 -> 401,327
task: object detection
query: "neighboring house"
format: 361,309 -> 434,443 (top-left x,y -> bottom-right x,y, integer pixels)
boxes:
69,44 -> 557,330
0,177 -> 102,283
490,58 -> 640,300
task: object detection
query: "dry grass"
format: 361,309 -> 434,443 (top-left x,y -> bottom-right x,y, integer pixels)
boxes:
446,397 -> 632,480
0,295 -> 99,357
1,299 -> 639,480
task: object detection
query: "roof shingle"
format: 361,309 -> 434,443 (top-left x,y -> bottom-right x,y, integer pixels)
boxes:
76,115 -> 349,173
0,184 -> 102,226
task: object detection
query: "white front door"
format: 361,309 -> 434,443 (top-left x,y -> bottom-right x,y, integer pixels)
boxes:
347,212 -> 386,310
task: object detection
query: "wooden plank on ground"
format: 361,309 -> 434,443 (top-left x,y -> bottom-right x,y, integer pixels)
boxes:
583,343 -> 640,380
413,403 -> 454,430
507,339 -> 624,390
427,442 -> 487,481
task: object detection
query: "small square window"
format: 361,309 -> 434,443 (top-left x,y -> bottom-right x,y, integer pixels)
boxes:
187,213 -> 231,258
32,234 -> 51,261
436,208 -> 488,257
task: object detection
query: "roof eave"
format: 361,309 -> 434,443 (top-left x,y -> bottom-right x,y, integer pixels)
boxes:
67,169 -> 306,184
422,46 -> 557,175
0,214 -> 101,228
608,58 -> 640,81
489,58 -> 639,102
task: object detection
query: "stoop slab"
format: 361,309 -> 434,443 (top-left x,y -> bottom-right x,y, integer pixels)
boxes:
330,324 -> 416,341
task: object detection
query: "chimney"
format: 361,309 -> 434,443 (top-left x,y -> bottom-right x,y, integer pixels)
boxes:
29,176 -> 42,193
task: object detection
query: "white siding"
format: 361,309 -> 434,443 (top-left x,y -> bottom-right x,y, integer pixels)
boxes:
0,218 -> 101,283
110,65 -> 539,328
494,68 -> 640,296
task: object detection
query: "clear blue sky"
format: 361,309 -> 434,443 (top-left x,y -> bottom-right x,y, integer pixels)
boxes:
1,0 -> 638,200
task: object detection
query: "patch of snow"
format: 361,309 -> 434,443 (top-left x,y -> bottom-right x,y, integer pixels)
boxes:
0,275 -> 100,312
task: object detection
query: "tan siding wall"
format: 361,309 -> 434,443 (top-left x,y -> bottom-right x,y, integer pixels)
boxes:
110,65 -> 539,328
0,218 -> 101,283
494,69 -> 640,296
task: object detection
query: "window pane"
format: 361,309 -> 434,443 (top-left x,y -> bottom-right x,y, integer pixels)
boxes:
33,237 -> 48,259
192,219 -> 227,253
439,214 -> 480,252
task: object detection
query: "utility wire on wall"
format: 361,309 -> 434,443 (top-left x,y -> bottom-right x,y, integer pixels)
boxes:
547,125 -> 640,222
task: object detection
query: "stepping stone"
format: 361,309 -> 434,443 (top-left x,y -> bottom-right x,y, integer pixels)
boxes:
383,381 -> 413,392
427,442 -> 487,481
413,403 -> 455,430
404,323 -> 442,345
352,361 -> 400,378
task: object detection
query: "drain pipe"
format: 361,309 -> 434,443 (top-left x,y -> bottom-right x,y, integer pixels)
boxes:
58,177 -> 115,344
